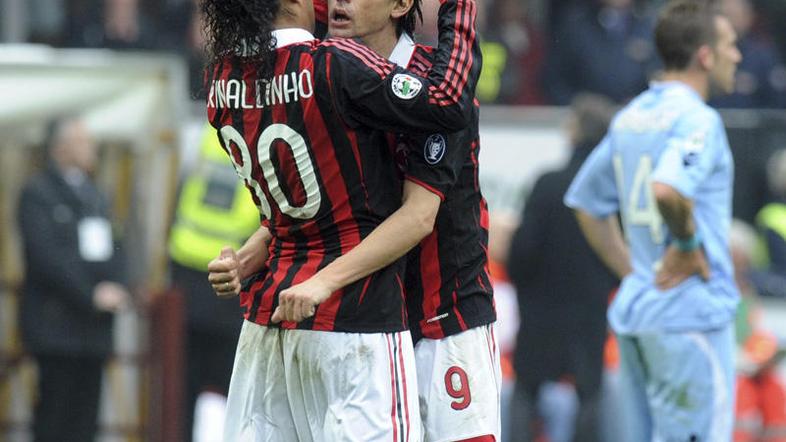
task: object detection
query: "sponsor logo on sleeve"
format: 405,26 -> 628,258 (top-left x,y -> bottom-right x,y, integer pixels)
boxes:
682,128 -> 707,167
391,74 -> 423,100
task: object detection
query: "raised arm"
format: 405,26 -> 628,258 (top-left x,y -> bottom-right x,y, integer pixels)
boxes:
326,0 -> 481,133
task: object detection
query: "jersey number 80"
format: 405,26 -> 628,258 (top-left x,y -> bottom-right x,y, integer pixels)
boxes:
219,124 -> 322,220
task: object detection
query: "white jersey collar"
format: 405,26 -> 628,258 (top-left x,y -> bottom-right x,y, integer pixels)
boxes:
389,33 -> 416,67
272,28 -> 316,48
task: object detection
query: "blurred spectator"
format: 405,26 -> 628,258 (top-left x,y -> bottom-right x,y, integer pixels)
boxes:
506,93 -> 618,442
759,0 -> 786,60
756,149 -> 786,277
710,0 -> 786,109
68,0 -> 157,49
729,220 -> 786,441
159,0 -> 209,97
477,0 -> 545,105
157,0 -> 195,51
167,124 -> 258,441
542,0 -> 659,105
546,0 -> 576,33
17,118 -> 131,442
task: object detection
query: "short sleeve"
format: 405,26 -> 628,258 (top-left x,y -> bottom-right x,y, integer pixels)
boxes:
564,136 -> 620,217
652,111 -> 721,199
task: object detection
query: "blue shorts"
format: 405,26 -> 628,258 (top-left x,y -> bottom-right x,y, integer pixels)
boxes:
616,324 -> 735,442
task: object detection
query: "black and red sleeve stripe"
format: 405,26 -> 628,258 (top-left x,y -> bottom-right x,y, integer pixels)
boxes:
317,0 -> 481,135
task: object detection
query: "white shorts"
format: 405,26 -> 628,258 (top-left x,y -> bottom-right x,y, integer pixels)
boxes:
224,322 -> 421,442
282,329 -> 421,442
414,324 -> 502,442
223,320 -> 297,442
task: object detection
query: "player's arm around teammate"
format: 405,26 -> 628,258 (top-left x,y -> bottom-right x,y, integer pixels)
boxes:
201,0 -> 482,438
272,180 -> 440,322
316,2 -> 499,439
272,0 -> 482,323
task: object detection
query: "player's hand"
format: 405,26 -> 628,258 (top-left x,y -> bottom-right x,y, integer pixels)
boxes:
93,281 -> 131,312
655,244 -> 711,290
270,277 -> 334,323
207,246 -> 241,299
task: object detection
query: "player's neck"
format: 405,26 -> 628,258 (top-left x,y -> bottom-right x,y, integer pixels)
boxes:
363,30 -> 399,58
659,70 -> 709,101
274,11 -> 314,34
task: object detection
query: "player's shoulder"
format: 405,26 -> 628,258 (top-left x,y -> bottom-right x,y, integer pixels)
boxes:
318,37 -> 383,61
206,56 -> 257,81
660,84 -> 721,125
410,44 -> 435,71
206,57 -> 230,80
612,86 -> 719,134
673,100 -> 722,136
317,38 -> 394,76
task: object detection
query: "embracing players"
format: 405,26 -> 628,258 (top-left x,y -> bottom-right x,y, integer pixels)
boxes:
202,0 -> 481,439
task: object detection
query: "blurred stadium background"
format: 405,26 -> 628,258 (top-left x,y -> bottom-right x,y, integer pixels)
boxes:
1,0 -> 786,441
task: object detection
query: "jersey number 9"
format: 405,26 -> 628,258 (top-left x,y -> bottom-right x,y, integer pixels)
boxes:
444,366 -> 472,410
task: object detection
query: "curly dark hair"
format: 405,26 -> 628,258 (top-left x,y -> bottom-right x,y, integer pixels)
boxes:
201,0 -> 280,80
398,0 -> 423,37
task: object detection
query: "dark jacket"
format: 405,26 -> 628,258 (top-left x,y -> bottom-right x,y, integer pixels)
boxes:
507,147 -> 617,394
17,166 -> 125,357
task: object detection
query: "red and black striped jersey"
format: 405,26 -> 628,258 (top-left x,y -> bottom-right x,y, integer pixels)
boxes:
396,43 -> 495,342
205,0 -> 481,333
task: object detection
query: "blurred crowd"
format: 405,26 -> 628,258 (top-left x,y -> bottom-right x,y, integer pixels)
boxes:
10,0 -> 786,107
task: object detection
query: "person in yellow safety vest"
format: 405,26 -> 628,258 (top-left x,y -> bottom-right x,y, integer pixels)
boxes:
731,220 -> 786,442
755,149 -> 786,277
167,123 -> 260,442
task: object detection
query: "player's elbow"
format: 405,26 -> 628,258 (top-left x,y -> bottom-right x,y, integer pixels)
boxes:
412,201 -> 440,243
412,204 -> 439,240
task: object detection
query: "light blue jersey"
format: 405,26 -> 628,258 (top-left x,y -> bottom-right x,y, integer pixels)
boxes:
565,81 -> 739,334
